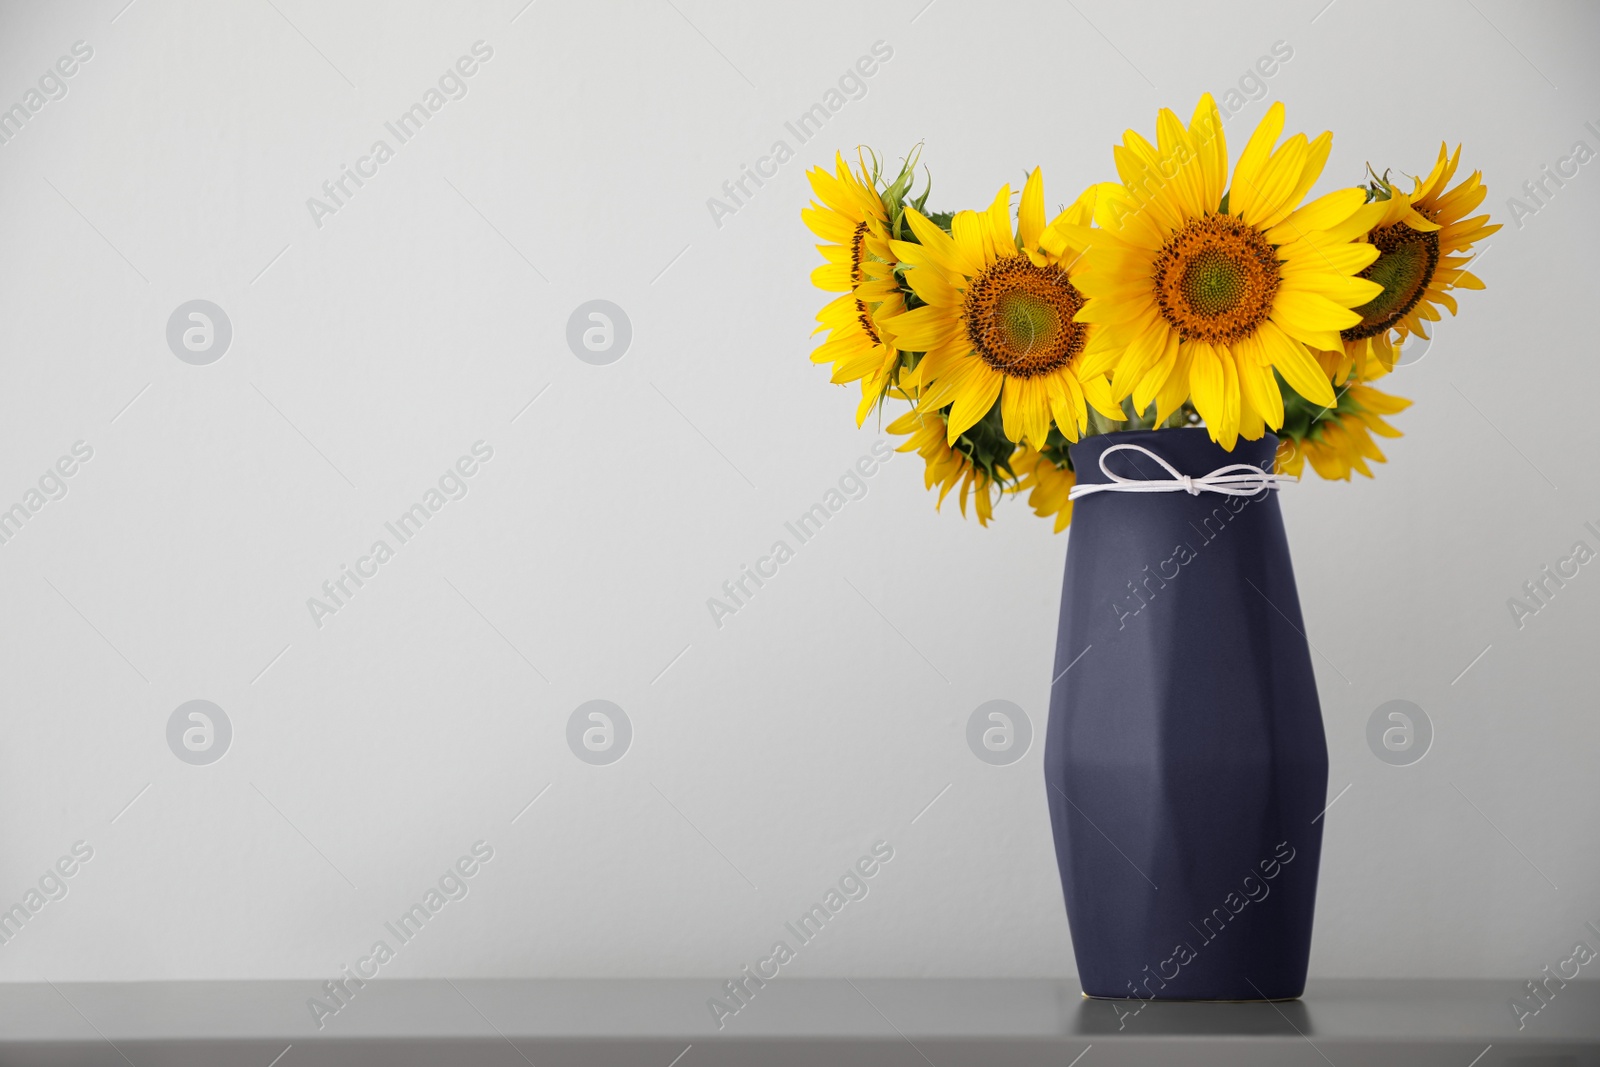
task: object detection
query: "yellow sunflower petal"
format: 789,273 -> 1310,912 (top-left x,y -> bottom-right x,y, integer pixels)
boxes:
1259,319 -> 1335,407
1228,101 -> 1285,224
1018,168 -> 1046,252
1188,93 -> 1227,213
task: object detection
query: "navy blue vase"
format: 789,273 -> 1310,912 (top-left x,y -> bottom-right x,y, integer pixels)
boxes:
1044,428 -> 1328,1001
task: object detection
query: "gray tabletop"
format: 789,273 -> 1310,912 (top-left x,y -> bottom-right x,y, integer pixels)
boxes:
0,978 -> 1595,1066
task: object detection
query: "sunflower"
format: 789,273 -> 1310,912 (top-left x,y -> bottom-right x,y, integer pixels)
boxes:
878,172 -> 1123,449
804,152 -> 908,425
887,404 -> 1011,525
1322,143 -> 1500,381
1065,96 -> 1387,451
1275,381 -> 1410,481
1314,326 -> 1398,385
1014,443 -> 1077,532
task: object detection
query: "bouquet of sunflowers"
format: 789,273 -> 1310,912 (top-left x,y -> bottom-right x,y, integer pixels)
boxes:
803,95 -> 1496,531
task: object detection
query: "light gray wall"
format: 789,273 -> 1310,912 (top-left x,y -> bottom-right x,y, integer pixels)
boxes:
0,0 -> 1596,987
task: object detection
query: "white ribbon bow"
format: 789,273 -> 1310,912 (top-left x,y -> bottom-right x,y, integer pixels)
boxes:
1066,442 -> 1294,501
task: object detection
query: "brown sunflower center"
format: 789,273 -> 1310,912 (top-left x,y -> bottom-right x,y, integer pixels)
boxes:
850,221 -> 882,344
1152,214 -> 1281,344
849,222 -> 870,287
1340,222 -> 1440,341
962,257 -> 1086,377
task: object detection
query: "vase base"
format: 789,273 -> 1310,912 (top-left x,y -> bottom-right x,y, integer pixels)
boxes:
1081,992 -> 1303,1003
